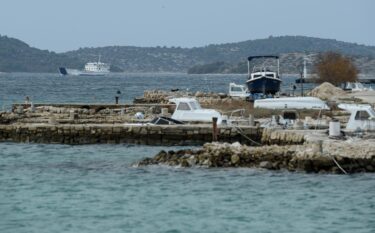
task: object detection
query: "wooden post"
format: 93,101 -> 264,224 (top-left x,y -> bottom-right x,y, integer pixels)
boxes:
212,117 -> 218,141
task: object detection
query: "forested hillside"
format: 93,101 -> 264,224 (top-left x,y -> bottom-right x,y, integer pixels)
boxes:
187,52 -> 375,74
64,36 -> 375,73
0,35 -> 83,72
1,35 -> 375,73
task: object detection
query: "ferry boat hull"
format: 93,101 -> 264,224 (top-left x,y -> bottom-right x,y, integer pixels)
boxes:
59,67 -> 108,76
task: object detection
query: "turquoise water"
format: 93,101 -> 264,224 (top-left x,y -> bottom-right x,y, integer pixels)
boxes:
1,143 -> 374,233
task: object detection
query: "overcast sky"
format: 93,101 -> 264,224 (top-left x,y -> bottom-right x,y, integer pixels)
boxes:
1,0 -> 374,52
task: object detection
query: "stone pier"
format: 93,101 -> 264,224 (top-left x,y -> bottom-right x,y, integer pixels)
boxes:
0,123 -> 262,145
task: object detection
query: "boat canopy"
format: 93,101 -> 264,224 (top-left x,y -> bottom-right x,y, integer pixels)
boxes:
247,55 -> 279,61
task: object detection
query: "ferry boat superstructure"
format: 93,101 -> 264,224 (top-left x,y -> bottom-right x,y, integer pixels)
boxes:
59,55 -> 110,76
246,55 -> 281,95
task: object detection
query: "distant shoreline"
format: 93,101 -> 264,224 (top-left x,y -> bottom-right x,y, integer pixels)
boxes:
1,72 -> 374,78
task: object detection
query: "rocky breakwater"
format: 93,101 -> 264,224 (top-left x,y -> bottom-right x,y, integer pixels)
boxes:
136,139 -> 375,174
134,90 -> 253,113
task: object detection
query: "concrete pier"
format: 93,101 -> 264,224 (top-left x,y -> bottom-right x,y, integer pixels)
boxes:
0,123 -> 262,145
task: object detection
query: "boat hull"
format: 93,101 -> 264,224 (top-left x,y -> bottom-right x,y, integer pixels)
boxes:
254,97 -> 330,110
59,67 -> 109,76
246,77 -> 281,94
79,72 -> 107,76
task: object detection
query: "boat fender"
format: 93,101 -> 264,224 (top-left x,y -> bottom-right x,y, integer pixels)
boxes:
135,112 -> 144,119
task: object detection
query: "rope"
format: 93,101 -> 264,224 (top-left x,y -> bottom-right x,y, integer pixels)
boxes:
319,141 -> 348,174
234,125 -> 349,174
330,155 -> 348,175
233,125 -> 262,146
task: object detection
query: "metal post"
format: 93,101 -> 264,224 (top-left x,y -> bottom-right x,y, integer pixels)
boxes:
277,58 -> 280,76
247,60 -> 250,78
300,72 -> 304,97
212,117 -> 218,141
115,90 -> 121,105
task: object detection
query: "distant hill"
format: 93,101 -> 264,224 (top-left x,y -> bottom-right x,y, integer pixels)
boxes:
0,35 -> 83,72
64,36 -> 375,73
1,35 -> 375,73
187,52 -> 375,74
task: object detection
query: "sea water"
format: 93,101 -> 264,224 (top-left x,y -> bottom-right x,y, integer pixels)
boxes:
0,73 -> 313,109
0,73 -> 374,233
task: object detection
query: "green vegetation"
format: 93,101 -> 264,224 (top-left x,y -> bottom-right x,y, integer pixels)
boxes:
0,35 -> 83,72
65,35 -> 375,74
1,34 -> 375,73
187,61 -> 247,74
187,62 -> 229,74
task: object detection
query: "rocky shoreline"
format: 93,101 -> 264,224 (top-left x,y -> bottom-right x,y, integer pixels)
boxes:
2,84 -> 375,173
136,139 -> 375,174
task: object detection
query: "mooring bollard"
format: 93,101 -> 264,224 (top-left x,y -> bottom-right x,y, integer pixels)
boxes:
212,117 -> 218,141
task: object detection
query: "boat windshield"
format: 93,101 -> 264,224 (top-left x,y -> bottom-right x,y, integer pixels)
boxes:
231,86 -> 245,92
189,101 -> 201,110
177,102 -> 191,111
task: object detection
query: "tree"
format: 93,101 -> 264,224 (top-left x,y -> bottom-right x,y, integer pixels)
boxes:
315,52 -> 358,86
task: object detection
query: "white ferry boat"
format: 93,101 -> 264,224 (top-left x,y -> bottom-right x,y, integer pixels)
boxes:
59,56 -> 110,76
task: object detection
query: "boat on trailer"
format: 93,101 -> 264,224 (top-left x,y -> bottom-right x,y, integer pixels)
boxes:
246,55 -> 281,95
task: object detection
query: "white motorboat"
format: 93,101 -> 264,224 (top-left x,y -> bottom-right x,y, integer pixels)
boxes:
338,103 -> 375,131
254,97 -> 330,110
59,55 -> 110,76
229,83 -> 250,98
343,82 -> 373,92
169,98 -> 223,124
